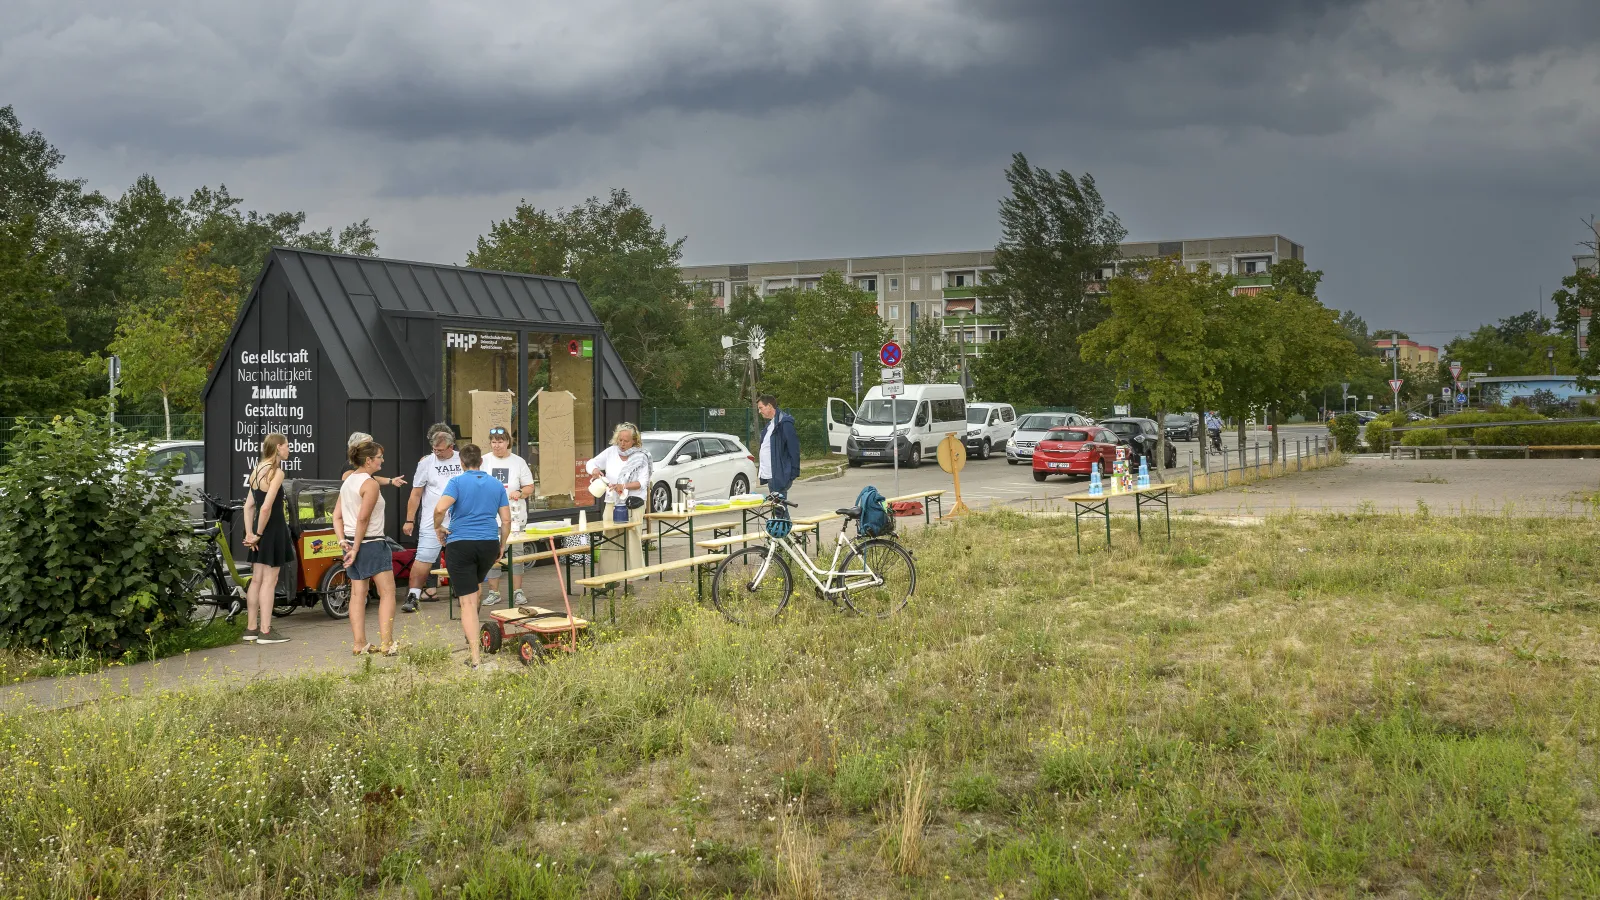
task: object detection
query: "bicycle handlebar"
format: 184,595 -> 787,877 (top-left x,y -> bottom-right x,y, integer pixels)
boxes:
766,493 -> 799,508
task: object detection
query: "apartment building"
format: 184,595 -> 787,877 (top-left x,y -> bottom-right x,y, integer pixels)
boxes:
679,234 -> 1305,351
1373,338 -> 1440,366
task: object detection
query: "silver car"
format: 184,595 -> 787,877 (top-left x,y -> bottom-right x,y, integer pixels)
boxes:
145,440 -> 206,519
1005,412 -> 1093,465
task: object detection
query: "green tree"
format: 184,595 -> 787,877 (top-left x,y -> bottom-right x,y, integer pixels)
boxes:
903,316 -> 959,385
761,272 -> 889,408
980,152 -> 1126,408
1551,265 -> 1600,390
468,189 -> 715,406
0,217 -> 84,415
107,310 -> 205,438
1081,257 -> 1230,472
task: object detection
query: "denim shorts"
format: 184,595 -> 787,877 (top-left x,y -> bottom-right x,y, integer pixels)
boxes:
347,539 -> 393,581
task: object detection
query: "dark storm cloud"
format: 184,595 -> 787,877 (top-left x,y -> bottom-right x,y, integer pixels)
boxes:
3,0 -> 1598,329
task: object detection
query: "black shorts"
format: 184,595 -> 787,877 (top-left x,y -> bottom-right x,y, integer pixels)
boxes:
446,540 -> 501,591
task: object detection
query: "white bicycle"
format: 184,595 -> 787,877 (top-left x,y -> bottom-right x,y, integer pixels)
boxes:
709,495 -> 916,623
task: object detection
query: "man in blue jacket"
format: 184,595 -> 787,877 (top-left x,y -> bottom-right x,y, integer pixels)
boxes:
756,393 -> 800,496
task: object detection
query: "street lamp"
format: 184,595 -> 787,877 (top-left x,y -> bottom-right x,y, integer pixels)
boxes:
1548,346 -> 1557,376
953,308 -> 972,392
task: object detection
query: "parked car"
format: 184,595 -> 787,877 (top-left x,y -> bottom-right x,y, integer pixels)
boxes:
145,440 -> 206,519
837,383 -> 966,467
963,402 -> 1017,460
1353,410 -> 1380,425
639,432 -> 758,513
1163,413 -> 1199,442
1005,412 -> 1094,465
1031,426 -> 1119,482
1098,417 -> 1178,469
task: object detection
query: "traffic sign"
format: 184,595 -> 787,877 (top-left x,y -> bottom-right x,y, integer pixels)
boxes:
108,355 -> 121,385
1456,392 -> 1467,405
1441,387 -> 1451,400
881,366 -> 905,396
883,382 -> 905,397
1389,378 -> 1404,394
879,341 -> 902,367
1341,382 -> 1349,396
1449,361 -> 1462,380
880,366 -> 903,382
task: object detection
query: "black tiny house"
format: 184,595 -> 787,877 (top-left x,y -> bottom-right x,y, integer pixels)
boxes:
203,247 -> 641,534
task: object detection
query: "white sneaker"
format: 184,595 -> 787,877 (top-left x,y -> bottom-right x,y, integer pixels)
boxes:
481,591 -> 501,607
513,590 -> 528,606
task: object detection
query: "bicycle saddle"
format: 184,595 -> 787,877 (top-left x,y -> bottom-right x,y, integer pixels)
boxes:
836,506 -> 862,519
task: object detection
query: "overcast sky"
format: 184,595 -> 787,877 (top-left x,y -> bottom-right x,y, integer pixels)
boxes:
6,0 -> 1599,339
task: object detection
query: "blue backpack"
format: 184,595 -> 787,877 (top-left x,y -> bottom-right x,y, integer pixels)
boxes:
855,485 -> 894,538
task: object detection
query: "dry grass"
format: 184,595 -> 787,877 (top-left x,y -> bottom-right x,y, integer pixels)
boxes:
3,509 -> 1600,898
775,802 -> 822,900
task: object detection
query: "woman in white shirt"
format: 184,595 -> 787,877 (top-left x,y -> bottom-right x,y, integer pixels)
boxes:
585,422 -> 650,572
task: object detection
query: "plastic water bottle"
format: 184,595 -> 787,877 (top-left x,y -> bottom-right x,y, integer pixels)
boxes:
1138,456 -> 1150,488
1089,465 -> 1103,496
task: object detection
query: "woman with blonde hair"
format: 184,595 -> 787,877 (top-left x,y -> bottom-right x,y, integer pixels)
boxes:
339,440 -> 400,656
584,422 -> 650,573
241,433 -> 291,644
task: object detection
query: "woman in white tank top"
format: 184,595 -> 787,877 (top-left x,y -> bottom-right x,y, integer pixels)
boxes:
336,441 -> 399,657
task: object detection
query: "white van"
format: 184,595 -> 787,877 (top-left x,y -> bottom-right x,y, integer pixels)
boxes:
827,385 -> 966,467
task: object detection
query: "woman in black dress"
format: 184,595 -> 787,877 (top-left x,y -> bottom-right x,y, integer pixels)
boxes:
242,433 -> 292,644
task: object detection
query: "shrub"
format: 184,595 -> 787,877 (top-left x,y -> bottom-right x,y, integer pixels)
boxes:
0,414 -> 197,654
1361,411 -> 1410,454
1328,415 -> 1360,453
1399,410 -> 1543,447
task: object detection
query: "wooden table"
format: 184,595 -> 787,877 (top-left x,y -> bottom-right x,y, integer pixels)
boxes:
1060,483 -> 1172,552
644,501 -> 769,568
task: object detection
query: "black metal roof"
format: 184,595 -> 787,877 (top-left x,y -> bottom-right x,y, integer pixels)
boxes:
209,247 -> 641,402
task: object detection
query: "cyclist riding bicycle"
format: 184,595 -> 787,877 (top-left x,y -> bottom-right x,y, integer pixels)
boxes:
1205,411 -> 1223,452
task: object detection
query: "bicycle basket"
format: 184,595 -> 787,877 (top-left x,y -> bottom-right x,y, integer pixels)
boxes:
765,510 -> 793,539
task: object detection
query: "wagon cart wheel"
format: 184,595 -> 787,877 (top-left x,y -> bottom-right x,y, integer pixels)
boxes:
480,621 -> 503,655
516,636 -> 544,667
319,564 -> 353,619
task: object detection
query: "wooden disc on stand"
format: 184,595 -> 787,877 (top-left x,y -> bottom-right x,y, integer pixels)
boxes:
937,433 -> 972,518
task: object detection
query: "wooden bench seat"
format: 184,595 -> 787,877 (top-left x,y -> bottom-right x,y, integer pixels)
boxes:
574,551 -> 729,621
430,544 -> 588,577
886,489 -> 945,523
696,523 -> 817,551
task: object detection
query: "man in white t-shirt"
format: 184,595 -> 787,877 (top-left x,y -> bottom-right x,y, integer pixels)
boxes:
480,425 -> 534,606
400,425 -> 462,612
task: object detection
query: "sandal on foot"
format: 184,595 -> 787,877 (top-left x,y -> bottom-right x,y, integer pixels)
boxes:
353,643 -> 374,656
380,641 -> 400,657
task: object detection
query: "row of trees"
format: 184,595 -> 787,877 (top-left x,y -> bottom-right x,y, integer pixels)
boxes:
0,106 -> 377,433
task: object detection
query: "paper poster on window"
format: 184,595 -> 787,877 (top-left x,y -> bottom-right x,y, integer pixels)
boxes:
536,389 -> 576,500
233,347 -> 317,485
469,390 -> 514,451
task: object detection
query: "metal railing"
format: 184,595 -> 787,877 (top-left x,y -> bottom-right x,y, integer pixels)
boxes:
1182,435 -> 1336,492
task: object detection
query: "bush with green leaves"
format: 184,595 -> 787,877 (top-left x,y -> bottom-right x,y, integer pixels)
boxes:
1361,411 -> 1411,454
1398,410 -> 1540,447
0,413 -> 198,654
1328,415 -> 1360,453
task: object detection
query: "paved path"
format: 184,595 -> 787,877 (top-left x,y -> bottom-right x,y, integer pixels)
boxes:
10,443 -> 1594,712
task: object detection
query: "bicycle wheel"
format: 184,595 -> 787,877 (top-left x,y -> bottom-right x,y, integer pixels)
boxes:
711,546 -> 793,624
840,538 -> 915,617
182,564 -> 227,628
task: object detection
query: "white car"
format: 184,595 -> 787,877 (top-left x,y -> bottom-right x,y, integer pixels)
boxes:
963,402 -> 1017,460
639,431 -> 759,513
1005,412 -> 1094,465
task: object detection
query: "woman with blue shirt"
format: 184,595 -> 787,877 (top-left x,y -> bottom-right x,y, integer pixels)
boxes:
431,443 -> 510,669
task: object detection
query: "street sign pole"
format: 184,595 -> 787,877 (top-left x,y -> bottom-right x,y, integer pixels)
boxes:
108,355 -> 121,427
881,365 -> 905,495
852,351 -> 862,406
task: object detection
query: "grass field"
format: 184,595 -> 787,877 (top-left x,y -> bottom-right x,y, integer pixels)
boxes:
0,618 -> 245,685
3,510 -> 1599,898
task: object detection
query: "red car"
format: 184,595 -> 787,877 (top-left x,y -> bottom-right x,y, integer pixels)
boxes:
1031,426 -> 1119,482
